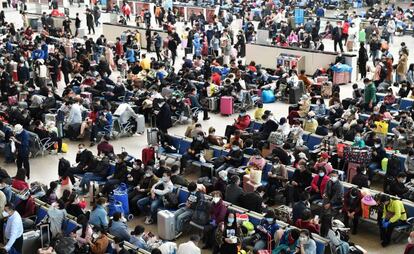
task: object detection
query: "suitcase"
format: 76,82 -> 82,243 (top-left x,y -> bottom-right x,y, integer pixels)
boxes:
243,180 -> 261,192
22,230 -> 41,254
2,2 -> 7,8
220,96 -> 233,115
208,97 -> 219,112
142,147 -> 155,165
333,72 -> 350,85
44,113 -> 57,125
184,47 -> 192,55
347,162 -> 360,182
321,82 -> 332,98
157,210 -> 176,240
289,86 -> 302,104
136,114 -> 145,134
147,128 -> 158,146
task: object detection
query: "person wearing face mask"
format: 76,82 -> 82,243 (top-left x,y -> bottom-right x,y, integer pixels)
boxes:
101,153 -> 129,195
180,132 -> 209,173
309,167 -> 330,203
352,132 -> 366,148
287,160 -> 313,206
155,99 -> 173,134
351,166 -> 370,188
215,141 -> 244,175
137,171 -> 174,225
224,109 -> 251,141
265,157 -> 288,205
367,139 -> 386,181
314,152 -> 333,175
389,172 -> 411,200
128,167 -> 158,215
242,210 -> 279,252
10,124 -> 30,179
292,192 -> 310,225
1,203 -> 23,254
174,182 -> 204,237
247,149 -> 266,171
87,226 -> 110,254
109,212 -> 131,242
322,170 -> 344,211
379,195 -> 407,247
295,209 -> 320,234
44,200 -> 67,238
296,229 -> 316,254
256,113 -> 279,142
392,110 -> 414,140
405,150 -> 414,182
215,212 -> 242,254
343,187 -> 362,235
303,111 -> 318,134
201,191 -> 227,249
97,135 -> 114,157
188,88 -> 209,121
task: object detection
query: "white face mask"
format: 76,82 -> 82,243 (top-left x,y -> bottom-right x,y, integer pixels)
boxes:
408,237 -> 413,244
79,148 -> 85,152
374,144 -> 380,148
299,236 -> 308,243
331,177 -> 338,182
145,172 -> 152,177
111,243 -> 116,249
213,197 -> 220,203
162,176 -> 168,182
2,211 -> 9,217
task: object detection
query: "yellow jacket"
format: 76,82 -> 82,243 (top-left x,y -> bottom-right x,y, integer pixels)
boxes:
383,199 -> 407,223
254,108 -> 265,121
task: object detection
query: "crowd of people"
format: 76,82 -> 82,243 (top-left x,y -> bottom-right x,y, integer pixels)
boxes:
1,0 -> 414,253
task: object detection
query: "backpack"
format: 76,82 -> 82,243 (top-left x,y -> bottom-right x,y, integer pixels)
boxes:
58,158 -> 71,177
268,131 -> 284,146
53,236 -> 76,254
387,156 -> 401,177
162,188 -> 179,209
191,198 -> 211,225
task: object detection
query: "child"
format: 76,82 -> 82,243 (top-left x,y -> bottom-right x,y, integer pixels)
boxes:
254,102 -> 264,121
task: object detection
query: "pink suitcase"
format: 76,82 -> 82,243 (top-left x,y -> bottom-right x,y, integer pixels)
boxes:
243,180 -> 261,193
333,72 -> 350,85
220,96 -> 233,115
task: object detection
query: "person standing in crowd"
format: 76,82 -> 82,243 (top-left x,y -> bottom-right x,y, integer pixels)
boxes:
332,21 -> 344,53
11,124 -> 30,180
358,42 -> 368,79
86,9 -> 95,35
75,12 -> 81,37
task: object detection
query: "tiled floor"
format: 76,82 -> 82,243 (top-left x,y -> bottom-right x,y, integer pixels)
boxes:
1,4 -> 414,253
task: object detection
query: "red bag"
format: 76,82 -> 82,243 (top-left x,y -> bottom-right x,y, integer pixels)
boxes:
8,95 -> 18,105
336,143 -> 347,158
142,147 -> 155,165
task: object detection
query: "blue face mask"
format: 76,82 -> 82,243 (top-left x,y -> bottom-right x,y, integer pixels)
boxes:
228,218 -> 235,224
319,172 -> 325,177
266,218 -> 273,224
355,136 -> 361,142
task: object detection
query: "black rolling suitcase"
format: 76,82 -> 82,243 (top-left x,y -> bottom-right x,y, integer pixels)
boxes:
342,97 -> 354,110
289,86 -> 302,104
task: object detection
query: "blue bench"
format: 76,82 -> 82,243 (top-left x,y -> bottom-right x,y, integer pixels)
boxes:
306,134 -> 323,150
400,98 -> 414,110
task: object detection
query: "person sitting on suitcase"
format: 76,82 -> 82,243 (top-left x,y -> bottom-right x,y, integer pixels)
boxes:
137,171 -> 174,225
174,182 -> 204,238
180,132 -> 209,173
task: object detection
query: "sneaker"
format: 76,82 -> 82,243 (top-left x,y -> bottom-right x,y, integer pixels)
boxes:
144,216 -> 151,224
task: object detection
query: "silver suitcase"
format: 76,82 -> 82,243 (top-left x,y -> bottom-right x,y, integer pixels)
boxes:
136,114 -> 145,134
157,210 -> 176,240
147,128 -> 158,146
22,230 -> 41,254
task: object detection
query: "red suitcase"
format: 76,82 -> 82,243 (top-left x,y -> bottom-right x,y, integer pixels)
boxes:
142,147 -> 155,165
220,96 -> 233,115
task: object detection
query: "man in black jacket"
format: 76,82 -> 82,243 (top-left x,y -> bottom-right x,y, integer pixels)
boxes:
292,192 -> 310,224
180,132 -> 209,173
156,100 -> 172,134
0,64 -> 11,100
390,172 -> 410,199
239,186 -> 266,213
215,141 -> 243,174
65,143 -> 96,184
225,175 -> 244,205
368,139 -> 386,180
78,156 -> 110,194
351,166 -> 369,188
286,160 -> 312,205
332,22 -> 343,52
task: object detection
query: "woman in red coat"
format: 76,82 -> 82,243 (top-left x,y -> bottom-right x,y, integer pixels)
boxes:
309,167 -> 330,203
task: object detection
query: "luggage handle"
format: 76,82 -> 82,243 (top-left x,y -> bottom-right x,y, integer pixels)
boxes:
39,223 -> 50,249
